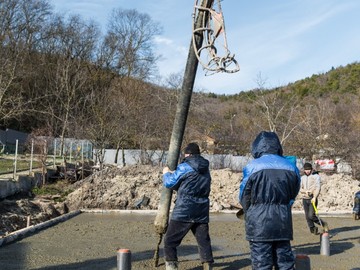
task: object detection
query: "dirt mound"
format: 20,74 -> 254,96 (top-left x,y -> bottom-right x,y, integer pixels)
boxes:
0,196 -> 67,236
65,165 -> 360,213
65,165 -> 163,211
2,165 -> 359,236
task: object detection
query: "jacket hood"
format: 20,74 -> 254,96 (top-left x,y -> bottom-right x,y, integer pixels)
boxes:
184,155 -> 209,174
251,131 -> 283,159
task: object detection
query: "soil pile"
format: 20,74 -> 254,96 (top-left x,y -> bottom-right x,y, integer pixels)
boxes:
0,195 -> 68,236
65,165 -> 360,212
1,165 -> 359,236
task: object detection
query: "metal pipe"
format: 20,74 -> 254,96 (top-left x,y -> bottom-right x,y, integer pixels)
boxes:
14,139 -> 18,178
153,2 -> 215,266
117,249 -> 131,270
295,254 -> 311,270
320,232 -> 330,256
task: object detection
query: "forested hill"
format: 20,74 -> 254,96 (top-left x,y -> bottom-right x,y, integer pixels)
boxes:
1,0 -> 359,178
191,61 -> 360,178
213,61 -> 360,101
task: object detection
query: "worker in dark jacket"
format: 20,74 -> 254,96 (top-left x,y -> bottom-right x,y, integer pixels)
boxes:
239,131 -> 300,270
163,142 -> 214,270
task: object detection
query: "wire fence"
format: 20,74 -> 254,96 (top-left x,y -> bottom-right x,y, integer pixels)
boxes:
0,139 -> 93,177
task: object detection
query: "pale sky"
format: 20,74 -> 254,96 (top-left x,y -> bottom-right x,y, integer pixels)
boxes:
49,0 -> 360,95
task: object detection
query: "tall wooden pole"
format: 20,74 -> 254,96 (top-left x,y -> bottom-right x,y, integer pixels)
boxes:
153,0 -> 215,266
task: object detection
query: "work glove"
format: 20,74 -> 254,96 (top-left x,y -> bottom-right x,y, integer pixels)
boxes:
236,208 -> 245,220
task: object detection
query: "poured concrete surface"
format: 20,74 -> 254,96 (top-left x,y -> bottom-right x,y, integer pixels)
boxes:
0,212 -> 359,270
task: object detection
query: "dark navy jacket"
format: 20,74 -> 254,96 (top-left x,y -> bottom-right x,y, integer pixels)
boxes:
163,155 -> 211,223
239,132 -> 300,241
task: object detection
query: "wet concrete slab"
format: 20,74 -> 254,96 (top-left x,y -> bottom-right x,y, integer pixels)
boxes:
0,212 -> 359,270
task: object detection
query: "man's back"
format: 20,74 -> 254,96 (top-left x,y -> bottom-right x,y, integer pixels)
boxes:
239,131 -> 300,241
239,131 -> 300,270
163,154 -> 211,223
241,153 -> 300,241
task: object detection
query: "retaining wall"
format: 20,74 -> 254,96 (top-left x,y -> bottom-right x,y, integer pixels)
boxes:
0,174 -> 40,199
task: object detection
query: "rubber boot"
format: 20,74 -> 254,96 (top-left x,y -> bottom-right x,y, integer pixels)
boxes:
310,226 -> 319,235
203,262 -> 213,270
322,221 -> 329,232
165,261 -> 178,270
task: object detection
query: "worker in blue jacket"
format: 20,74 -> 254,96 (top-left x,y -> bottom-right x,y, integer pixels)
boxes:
239,131 -> 300,270
162,142 -> 214,270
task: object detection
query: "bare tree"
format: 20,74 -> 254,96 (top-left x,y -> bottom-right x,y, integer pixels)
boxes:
0,0 -> 51,124
296,98 -> 353,160
246,73 -> 305,148
28,127 -> 53,186
104,8 -> 162,80
81,79 -> 119,169
91,8 -> 165,163
36,14 -> 100,154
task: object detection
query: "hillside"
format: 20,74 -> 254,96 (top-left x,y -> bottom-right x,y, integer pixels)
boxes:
1,0 -> 360,175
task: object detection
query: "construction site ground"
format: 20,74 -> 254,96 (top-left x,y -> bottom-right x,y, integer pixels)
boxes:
0,211 -> 359,270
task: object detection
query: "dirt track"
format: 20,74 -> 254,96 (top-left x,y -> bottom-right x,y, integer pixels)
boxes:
0,211 -> 359,270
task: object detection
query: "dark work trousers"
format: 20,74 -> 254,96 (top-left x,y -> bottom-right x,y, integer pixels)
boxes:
302,198 -> 323,229
249,241 -> 295,270
164,220 -> 214,263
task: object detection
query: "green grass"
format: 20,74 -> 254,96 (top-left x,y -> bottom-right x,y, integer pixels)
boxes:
32,182 -> 74,202
0,157 -> 42,174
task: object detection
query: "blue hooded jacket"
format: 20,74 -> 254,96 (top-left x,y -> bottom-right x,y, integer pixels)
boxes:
239,131 -> 300,241
163,155 -> 211,223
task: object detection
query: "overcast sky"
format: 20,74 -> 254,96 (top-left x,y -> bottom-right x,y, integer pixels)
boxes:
49,0 -> 360,95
